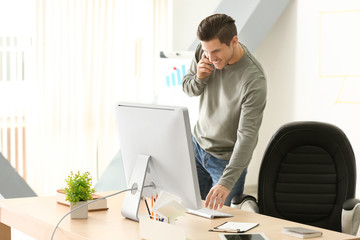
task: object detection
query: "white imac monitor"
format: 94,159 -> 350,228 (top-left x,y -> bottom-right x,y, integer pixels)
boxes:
116,102 -> 202,221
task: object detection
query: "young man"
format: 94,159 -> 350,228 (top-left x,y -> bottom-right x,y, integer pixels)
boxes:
182,14 -> 267,209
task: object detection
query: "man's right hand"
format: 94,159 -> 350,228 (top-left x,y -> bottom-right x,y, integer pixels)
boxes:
197,52 -> 214,79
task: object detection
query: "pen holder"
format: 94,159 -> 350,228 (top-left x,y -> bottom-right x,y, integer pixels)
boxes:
139,215 -> 186,240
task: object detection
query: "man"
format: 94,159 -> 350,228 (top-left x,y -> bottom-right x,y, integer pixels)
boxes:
182,14 -> 267,210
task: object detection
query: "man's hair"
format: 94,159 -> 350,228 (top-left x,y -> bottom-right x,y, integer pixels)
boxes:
197,14 -> 237,46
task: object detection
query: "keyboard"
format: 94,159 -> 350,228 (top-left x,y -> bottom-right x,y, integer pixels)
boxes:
187,208 -> 234,219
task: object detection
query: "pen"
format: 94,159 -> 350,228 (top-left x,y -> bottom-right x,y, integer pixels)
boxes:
151,196 -> 154,219
209,228 -> 242,233
144,198 -> 151,216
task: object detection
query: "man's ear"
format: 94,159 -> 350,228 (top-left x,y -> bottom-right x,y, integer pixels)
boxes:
231,36 -> 238,46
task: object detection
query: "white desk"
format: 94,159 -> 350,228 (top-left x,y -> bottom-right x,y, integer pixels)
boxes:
0,192 -> 359,240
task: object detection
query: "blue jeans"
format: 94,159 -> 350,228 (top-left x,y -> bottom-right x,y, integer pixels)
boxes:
192,137 -> 247,206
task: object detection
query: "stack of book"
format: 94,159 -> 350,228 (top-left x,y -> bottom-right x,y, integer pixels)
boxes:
282,227 -> 322,239
56,189 -> 108,211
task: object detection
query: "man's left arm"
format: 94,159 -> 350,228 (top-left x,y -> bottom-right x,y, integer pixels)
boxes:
205,77 -> 267,209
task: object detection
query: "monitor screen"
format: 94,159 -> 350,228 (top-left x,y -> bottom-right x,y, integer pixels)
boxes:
116,102 -> 202,221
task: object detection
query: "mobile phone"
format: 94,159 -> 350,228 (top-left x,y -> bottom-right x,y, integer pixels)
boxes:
203,54 -> 214,67
219,233 -> 269,240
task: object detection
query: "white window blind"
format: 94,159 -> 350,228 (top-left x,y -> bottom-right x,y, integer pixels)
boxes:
0,36 -> 32,179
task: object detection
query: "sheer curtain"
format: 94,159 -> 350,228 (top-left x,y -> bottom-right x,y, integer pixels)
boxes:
0,0 -> 35,180
26,0 -> 170,195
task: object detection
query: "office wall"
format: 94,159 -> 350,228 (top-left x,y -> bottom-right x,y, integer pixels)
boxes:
173,0 -> 360,196
251,0 -> 360,195
247,0 -> 297,189
172,0 -> 221,51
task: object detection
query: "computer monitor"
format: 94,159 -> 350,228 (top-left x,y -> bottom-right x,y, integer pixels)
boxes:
115,102 -> 203,221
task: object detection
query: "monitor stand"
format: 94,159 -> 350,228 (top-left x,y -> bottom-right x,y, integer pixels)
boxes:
121,154 -> 151,221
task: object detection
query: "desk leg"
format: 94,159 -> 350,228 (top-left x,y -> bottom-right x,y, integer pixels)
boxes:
0,222 -> 11,240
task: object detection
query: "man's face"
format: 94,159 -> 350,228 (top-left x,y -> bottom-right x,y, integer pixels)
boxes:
200,37 -> 235,70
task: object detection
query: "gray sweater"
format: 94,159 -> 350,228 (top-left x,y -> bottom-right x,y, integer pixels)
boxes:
182,43 -> 267,190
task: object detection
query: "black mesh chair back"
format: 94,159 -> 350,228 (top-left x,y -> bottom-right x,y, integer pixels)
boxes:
258,121 -> 356,232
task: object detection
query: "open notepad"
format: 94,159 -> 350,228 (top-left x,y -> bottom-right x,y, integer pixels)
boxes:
209,221 -> 259,233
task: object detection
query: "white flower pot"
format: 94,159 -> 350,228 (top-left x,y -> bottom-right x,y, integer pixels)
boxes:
70,201 -> 88,219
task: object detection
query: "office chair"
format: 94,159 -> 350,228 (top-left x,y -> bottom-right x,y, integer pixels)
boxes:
231,121 -> 360,235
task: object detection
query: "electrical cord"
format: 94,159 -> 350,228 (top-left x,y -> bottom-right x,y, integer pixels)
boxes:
50,187 -> 136,240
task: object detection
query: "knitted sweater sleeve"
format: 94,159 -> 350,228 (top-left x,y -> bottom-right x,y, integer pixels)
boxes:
218,75 -> 267,190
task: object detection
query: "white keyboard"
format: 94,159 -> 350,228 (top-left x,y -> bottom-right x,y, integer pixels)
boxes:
187,208 -> 234,219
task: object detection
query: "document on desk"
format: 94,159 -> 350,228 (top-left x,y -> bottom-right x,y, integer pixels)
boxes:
210,221 -> 259,233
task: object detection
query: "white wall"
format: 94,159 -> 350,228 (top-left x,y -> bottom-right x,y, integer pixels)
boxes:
248,0 -> 298,188
252,0 -> 360,195
172,0 -> 221,51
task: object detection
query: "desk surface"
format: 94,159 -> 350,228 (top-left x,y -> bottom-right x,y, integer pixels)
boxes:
0,192 -> 358,240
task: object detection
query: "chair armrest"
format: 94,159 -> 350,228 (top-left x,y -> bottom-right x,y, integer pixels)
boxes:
342,198 -> 360,235
230,194 -> 259,213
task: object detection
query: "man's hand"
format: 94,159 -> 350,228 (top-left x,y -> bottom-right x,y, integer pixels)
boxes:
197,52 -> 214,79
205,184 -> 230,210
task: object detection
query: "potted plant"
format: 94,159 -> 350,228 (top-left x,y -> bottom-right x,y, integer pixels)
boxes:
64,171 -> 95,219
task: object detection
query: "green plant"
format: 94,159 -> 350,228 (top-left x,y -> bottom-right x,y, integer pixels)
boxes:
64,171 -> 95,205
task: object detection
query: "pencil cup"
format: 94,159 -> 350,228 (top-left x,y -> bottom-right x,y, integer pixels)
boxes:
139,215 -> 186,240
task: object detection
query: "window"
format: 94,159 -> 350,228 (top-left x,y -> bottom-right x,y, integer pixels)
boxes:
0,35 -> 32,179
